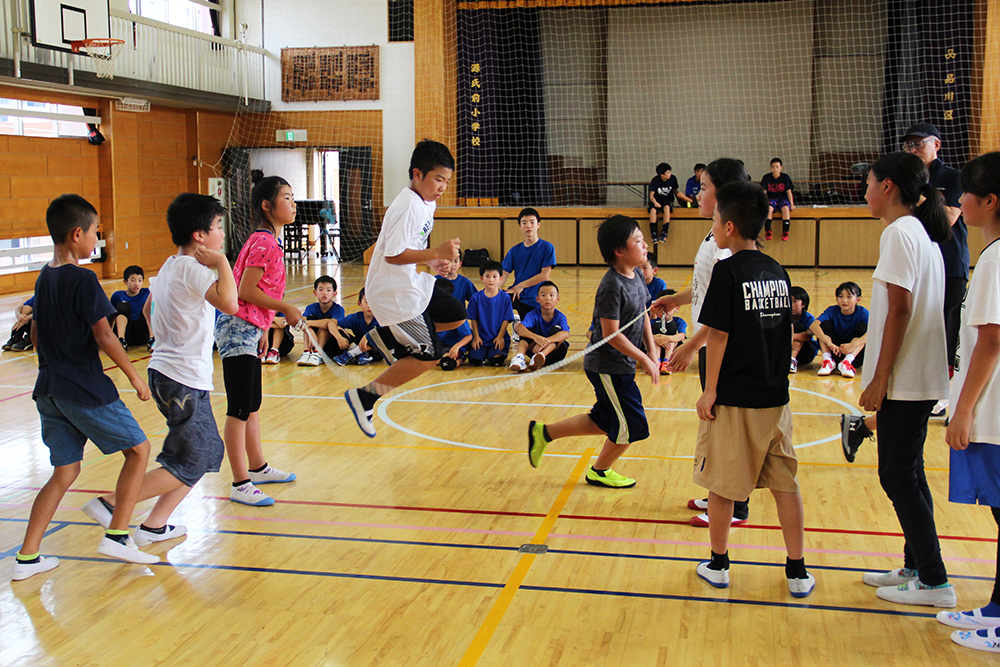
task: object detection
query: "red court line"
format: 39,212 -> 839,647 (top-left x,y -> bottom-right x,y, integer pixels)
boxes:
6,487 -> 995,545
0,390 -> 31,404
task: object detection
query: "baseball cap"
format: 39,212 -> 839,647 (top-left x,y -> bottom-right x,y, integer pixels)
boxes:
903,122 -> 940,140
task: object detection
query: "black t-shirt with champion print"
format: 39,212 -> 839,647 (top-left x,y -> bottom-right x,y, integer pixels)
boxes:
699,249 -> 792,408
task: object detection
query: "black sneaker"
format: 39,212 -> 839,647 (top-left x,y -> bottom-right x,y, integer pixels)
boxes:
119,337 -> 128,351
11,340 -> 32,351
2,336 -> 17,351
841,415 -> 873,463
147,337 -> 155,351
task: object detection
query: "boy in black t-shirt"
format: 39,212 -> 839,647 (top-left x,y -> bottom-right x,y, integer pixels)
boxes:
693,181 -> 814,598
760,158 -> 795,241
12,195 -> 158,581
648,163 -> 680,243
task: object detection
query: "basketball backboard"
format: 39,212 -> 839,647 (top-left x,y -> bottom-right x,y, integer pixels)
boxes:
30,0 -> 111,53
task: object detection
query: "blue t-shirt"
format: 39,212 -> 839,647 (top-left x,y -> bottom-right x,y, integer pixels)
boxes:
439,320 -> 472,349
686,175 -> 701,199
303,301 -> 346,321
501,240 -> 557,307
33,264 -> 118,407
651,315 -> 687,337
337,311 -> 378,337
468,290 -> 514,340
522,307 -> 570,339
817,305 -> 869,341
24,296 -> 35,308
435,274 -> 477,304
645,277 -> 667,306
110,287 -> 150,320
793,309 -> 816,333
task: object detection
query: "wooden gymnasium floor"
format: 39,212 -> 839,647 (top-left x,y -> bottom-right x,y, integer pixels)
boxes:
0,259 -> 994,667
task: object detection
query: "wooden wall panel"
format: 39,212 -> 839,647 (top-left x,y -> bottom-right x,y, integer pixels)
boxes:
503,218 -> 578,265
430,217 -> 503,262
817,219 -> 882,267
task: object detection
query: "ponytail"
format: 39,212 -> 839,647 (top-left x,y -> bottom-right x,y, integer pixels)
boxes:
916,182 -> 950,243
870,152 -> 951,244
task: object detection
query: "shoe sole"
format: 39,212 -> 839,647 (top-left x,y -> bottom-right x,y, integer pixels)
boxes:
585,476 -> 636,489
81,499 -> 113,529
345,389 -> 376,438
250,473 -> 298,485
696,565 -> 730,589
689,514 -> 749,527
229,494 -> 275,506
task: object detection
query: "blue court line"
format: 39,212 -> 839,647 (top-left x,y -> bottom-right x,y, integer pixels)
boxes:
50,554 -> 939,620
1,517 -> 990,582
0,522 -> 69,559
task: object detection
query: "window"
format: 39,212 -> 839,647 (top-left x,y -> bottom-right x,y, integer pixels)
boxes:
389,0 -> 413,42
0,99 -> 89,138
129,0 -> 217,36
0,236 -> 102,275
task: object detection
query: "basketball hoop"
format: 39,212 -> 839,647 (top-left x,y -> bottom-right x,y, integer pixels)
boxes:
71,38 -> 124,79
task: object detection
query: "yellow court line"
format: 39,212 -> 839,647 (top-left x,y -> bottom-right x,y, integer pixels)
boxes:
457,447 -> 595,667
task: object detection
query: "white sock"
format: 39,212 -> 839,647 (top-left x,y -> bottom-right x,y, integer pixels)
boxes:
822,352 -> 832,361
845,353 -> 855,363
348,345 -> 362,358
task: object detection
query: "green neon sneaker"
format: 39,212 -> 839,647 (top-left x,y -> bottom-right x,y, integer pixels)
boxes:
585,467 -> 636,488
528,420 -> 549,468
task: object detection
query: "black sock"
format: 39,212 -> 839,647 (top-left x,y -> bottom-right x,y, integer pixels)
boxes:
542,425 -> 552,443
708,551 -> 730,570
785,557 -> 807,579
858,419 -> 873,438
357,388 -> 379,411
16,554 -> 40,564
249,463 -> 268,474
233,479 -> 251,487
98,497 -> 115,513
734,498 -> 750,521
140,524 -> 167,534
591,466 -> 607,473
104,532 -> 129,545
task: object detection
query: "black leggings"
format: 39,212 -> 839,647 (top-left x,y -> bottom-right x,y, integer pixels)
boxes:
877,399 -> 947,586
222,355 -> 263,420
944,277 -> 967,370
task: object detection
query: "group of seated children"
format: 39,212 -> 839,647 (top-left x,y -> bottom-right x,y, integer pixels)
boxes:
3,296 -> 35,351
110,265 -> 154,351
262,275 -> 381,367
788,281 -> 869,377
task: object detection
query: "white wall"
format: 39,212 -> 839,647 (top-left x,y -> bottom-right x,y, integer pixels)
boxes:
261,0 -> 413,206
604,2 -> 814,205
250,148 -> 308,195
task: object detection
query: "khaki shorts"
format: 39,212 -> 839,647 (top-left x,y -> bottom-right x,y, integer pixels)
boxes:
693,404 -> 799,500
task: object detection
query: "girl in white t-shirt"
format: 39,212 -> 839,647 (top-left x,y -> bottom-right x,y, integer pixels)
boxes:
856,152 -> 954,608
649,158 -> 748,527
937,152 -> 1000,652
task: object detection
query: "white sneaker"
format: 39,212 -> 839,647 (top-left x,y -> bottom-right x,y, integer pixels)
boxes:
696,561 -> 730,588
837,359 -> 856,378
509,353 -> 527,372
687,498 -> 709,510
817,358 -> 835,376
97,535 -> 160,564
789,358 -> 798,374
230,482 -> 275,506
11,555 -> 59,581
297,351 -> 311,366
938,608 -> 1000,630
306,351 -> 322,366
345,388 -> 376,438
788,573 -> 816,598
932,399 -> 949,417
862,567 -> 918,587
876,580 -> 956,608
951,627 -> 1000,653
528,353 -> 546,371
81,497 -> 113,529
248,465 -> 297,484
133,524 -> 187,546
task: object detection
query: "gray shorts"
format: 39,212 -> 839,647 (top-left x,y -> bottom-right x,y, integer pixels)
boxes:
215,313 -> 262,359
149,369 -> 224,487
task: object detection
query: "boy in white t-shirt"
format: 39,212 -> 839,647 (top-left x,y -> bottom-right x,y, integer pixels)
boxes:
80,194 -> 238,545
345,140 -> 467,438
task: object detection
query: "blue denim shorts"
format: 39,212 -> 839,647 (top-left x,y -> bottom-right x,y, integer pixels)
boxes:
36,395 -> 147,467
149,369 -> 225,487
215,313 -> 262,359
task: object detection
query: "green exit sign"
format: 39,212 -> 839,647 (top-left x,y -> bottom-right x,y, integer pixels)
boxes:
275,129 -> 308,142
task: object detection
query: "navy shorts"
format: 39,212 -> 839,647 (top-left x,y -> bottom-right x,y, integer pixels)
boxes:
769,199 -> 790,210
585,370 -> 649,444
36,395 -> 147,467
149,369 -> 224,487
949,442 -> 1000,507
